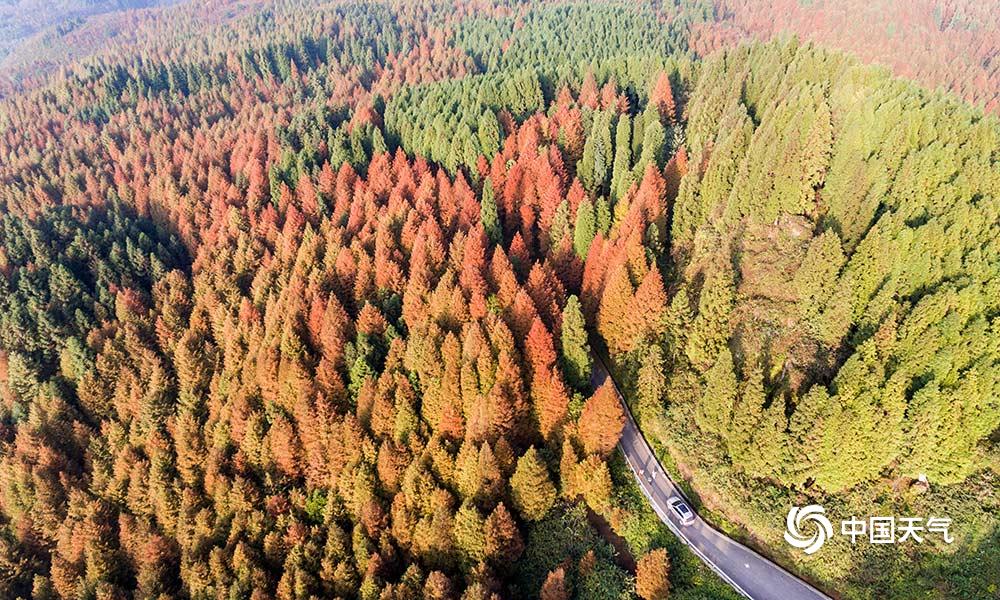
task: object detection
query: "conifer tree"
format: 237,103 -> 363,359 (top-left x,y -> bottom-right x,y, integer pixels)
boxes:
575,455 -> 614,513
480,180 -> 502,245
478,110 -> 501,158
650,72 -> 677,124
610,115 -> 632,201
686,260 -> 734,371
785,385 -> 830,486
484,503 -> 523,564
424,572 -> 454,600
455,440 -> 483,501
636,548 -> 671,600
752,398 -> 790,479
695,347 -> 737,438
598,263 -> 636,354
573,199 -> 596,259
454,502 -> 486,565
578,382 -> 625,456
549,200 -> 571,250
560,295 -> 592,390
510,447 -> 556,521
663,146 -> 687,202
540,567 -> 570,600
632,267 -> 668,340
637,343 -> 666,420
793,230 -> 845,323
728,359 -> 771,476
578,111 -> 612,194
633,120 -> 666,181
535,367 -> 571,443
559,437 -> 581,499
595,196 -> 612,234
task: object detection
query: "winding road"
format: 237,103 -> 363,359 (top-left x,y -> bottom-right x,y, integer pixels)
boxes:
590,355 -> 831,600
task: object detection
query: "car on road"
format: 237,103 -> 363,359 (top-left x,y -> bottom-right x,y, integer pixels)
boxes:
668,496 -> 695,525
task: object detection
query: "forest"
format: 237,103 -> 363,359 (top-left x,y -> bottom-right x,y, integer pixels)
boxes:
0,1 -> 998,599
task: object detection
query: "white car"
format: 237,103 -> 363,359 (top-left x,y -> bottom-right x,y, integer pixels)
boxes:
667,496 -> 695,525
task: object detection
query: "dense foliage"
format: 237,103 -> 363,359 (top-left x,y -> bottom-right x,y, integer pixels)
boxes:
669,40 -> 1000,491
618,39 -> 1000,599
0,1 -> 997,600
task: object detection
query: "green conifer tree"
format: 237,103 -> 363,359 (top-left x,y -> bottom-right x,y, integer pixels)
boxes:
695,347 -> 737,438
595,196 -> 612,235
481,180 -> 502,245
453,502 -> 486,565
633,119 -> 666,180
686,260 -> 734,371
578,111 -> 612,194
477,109 -> 501,158
610,115 -> 632,201
573,199 -> 596,259
560,295 -> 592,390
549,200 -> 571,249
510,447 -> 556,521
637,343 -> 667,421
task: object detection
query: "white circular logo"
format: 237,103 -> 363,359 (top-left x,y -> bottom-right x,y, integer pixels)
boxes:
784,505 -> 833,555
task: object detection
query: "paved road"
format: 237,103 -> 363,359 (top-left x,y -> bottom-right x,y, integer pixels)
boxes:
590,355 -> 831,600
